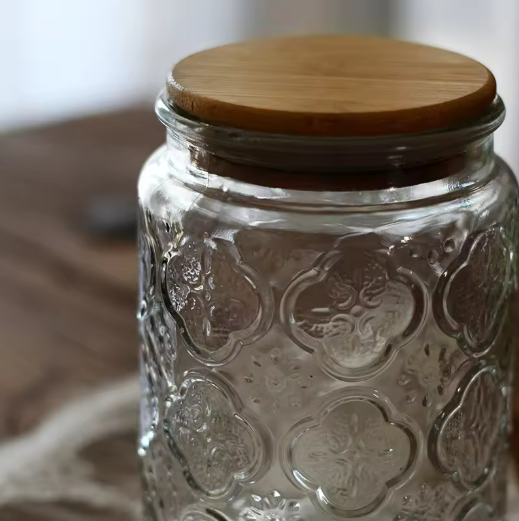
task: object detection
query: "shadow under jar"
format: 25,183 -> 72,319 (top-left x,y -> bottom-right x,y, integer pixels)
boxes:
137,36 -> 519,521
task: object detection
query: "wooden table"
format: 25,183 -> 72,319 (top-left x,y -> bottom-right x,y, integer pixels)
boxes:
0,108 -> 163,520
0,109 -> 517,519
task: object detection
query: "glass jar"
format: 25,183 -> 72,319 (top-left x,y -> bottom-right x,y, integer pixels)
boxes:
138,37 -> 518,521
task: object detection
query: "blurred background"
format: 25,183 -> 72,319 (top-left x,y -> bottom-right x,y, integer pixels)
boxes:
1,0 -> 519,170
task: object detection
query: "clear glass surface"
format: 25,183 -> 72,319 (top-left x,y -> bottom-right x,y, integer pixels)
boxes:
138,95 -> 518,521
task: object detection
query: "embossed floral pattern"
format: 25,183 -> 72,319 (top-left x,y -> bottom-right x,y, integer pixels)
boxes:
164,372 -> 266,499
139,309 -> 179,448
139,206 -> 516,521
162,234 -> 273,365
399,341 -> 467,407
282,247 -> 424,379
395,481 -> 461,521
434,227 -> 513,355
138,209 -> 158,321
244,347 -> 312,412
235,230 -> 319,289
282,390 -> 416,516
394,231 -> 461,278
141,310 -> 178,392
240,490 -> 302,521
139,315 -> 165,448
139,211 -> 164,448
430,364 -> 504,490
140,434 -> 182,521
139,349 -> 158,450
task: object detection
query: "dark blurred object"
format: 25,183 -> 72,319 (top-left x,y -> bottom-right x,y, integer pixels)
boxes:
84,194 -> 136,242
0,108 -> 163,520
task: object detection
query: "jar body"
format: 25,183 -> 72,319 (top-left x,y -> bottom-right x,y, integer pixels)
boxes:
138,133 -> 518,521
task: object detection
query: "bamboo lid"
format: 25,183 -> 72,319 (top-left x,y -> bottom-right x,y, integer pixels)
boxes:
168,35 -> 496,137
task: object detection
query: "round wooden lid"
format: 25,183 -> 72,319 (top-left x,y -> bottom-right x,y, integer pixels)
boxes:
168,35 -> 496,136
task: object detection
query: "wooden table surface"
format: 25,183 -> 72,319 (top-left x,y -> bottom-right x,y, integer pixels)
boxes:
0,108 -> 517,520
0,108 -> 164,520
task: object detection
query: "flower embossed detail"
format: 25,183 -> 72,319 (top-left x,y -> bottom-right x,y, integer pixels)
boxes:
281,389 -> 418,517
281,245 -> 426,380
399,341 -> 467,407
162,235 -> 273,365
244,347 -> 312,412
240,490 -> 302,521
140,312 -> 175,447
139,340 -> 159,448
140,431 -> 187,521
137,211 -> 158,320
430,363 -> 504,490
164,372 -> 267,499
395,481 -> 461,521
434,227 -> 513,355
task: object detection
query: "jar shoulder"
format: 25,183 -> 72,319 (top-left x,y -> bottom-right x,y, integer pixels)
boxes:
138,145 -> 519,240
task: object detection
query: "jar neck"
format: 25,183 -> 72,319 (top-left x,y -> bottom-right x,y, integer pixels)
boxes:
168,131 -> 494,191
156,90 -> 504,208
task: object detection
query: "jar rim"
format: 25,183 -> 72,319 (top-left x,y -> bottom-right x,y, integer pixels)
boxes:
154,89 -> 504,197
156,89 -> 505,165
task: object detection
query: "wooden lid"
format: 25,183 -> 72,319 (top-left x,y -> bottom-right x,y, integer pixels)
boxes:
168,35 -> 496,136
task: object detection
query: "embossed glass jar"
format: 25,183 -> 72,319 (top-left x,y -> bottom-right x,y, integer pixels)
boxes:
138,36 -> 518,521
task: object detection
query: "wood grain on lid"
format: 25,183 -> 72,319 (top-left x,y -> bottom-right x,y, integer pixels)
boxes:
168,35 -> 496,136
